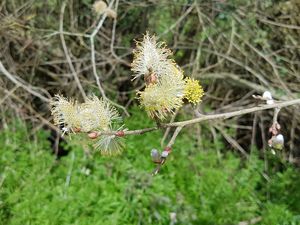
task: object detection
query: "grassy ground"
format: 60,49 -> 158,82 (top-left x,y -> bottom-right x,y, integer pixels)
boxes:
1,108 -> 300,225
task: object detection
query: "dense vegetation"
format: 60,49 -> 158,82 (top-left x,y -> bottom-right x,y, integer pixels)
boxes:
1,109 -> 300,225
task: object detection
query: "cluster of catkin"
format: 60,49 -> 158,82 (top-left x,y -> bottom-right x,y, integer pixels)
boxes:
131,33 -> 204,120
50,33 -> 205,155
50,95 -> 123,155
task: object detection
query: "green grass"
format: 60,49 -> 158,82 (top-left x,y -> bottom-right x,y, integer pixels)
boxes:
1,108 -> 300,225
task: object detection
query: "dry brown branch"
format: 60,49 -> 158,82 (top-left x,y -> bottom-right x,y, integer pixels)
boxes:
164,99 -> 300,128
89,98 -> 300,138
0,61 -> 49,102
158,1 -> 195,38
59,1 -> 87,100
0,86 -> 59,132
203,49 -> 270,87
215,125 -> 248,157
258,17 -> 300,30
89,0 -> 129,116
161,108 -> 179,147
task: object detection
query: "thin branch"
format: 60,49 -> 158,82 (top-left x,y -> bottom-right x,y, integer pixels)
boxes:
203,49 -> 269,87
89,0 -> 115,97
166,126 -> 183,148
86,98 -> 300,137
89,0 -> 129,116
0,86 -> 59,132
0,61 -> 49,102
59,1 -> 87,100
161,109 -> 178,147
215,125 -> 248,158
158,2 -> 195,38
44,31 -> 90,38
258,17 -> 300,30
96,127 -> 158,136
0,85 -> 19,105
163,99 -> 300,128
272,107 -> 281,124
90,16 -> 108,99
109,0 -> 130,66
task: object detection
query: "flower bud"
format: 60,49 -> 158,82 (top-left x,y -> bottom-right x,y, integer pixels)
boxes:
115,131 -> 125,137
164,146 -> 172,153
269,134 -> 284,150
262,91 -> 273,100
161,151 -> 169,158
73,127 -> 81,133
88,131 -> 99,139
151,149 -> 161,163
145,72 -> 158,85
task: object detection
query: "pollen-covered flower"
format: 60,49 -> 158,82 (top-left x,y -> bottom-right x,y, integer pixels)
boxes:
50,95 -> 81,131
80,95 -> 120,132
139,76 -> 184,119
131,33 -> 205,119
50,94 -> 120,133
183,78 -> 204,105
131,33 -> 179,80
94,135 -> 125,156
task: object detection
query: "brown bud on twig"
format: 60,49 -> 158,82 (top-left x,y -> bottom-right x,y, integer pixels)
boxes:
115,130 -> 125,137
73,127 -> 81,133
88,131 -> 99,139
269,122 -> 281,136
164,146 -> 172,153
151,149 -> 161,164
144,72 -> 158,86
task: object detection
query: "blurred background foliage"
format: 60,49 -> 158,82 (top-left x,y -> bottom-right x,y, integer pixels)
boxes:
1,0 -> 300,224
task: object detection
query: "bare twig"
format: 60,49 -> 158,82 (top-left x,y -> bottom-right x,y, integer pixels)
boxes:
158,2 -> 195,38
215,125 -> 248,157
161,109 -> 179,147
204,49 -> 269,87
163,99 -> 300,128
0,86 -> 59,132
0,61 -> 49,102
59,1 -> 87,100
0,85 -> 19,105
89,0 -> 129,116
167,126 -> 183,148
251,113 -> 258,148
258,17 -> 300,30
44,31 -> 90,38
96,127 -> 158,136
109,0 -> 129,66
272,107 -> 281,125
90,13 -> 109,99
85,98 -> 300,137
